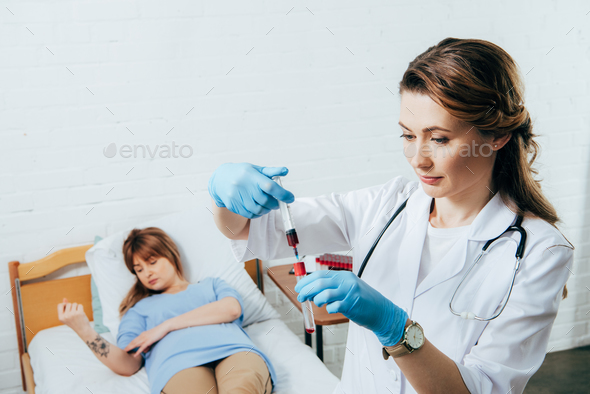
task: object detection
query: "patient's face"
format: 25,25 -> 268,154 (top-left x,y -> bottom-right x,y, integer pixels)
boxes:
132,254 -> 179,291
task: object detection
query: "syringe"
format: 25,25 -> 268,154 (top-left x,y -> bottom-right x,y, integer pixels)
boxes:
272,176 -> 300,260
294,261 -> 316,334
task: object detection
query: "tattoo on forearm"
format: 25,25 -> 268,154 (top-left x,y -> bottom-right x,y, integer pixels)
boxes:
86,334 -> 110,357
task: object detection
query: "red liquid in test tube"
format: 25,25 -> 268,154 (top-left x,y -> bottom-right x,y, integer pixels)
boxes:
294,262 -> 316,334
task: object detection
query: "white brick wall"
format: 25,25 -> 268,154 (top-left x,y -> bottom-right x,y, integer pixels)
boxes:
1,0 -> 589,392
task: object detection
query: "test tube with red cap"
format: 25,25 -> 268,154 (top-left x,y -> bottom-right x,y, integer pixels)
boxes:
272,176 -> 300,259
294,261 -> 316,334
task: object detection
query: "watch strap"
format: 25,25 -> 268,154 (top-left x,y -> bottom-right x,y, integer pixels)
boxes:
382,320 -> 423,359
382,342 -> 413,359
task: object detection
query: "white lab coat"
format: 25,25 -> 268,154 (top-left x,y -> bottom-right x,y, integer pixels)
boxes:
230,175 -> 574,394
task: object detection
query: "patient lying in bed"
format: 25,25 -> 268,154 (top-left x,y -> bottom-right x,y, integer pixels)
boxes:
57,227 -> 276,394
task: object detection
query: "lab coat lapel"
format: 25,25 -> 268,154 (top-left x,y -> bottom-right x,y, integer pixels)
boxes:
467,192 -> 518,242
413,191 -> 517,298
414,238 -> 468,298
395,184 -> 431,313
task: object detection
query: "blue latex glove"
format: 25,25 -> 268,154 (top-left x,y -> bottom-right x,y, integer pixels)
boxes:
294,271 -> 409,346
208,163 -> 295,219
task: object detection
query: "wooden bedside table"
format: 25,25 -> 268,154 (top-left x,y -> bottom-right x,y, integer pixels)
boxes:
267,264 -> 349,361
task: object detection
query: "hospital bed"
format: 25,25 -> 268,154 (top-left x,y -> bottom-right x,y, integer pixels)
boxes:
8,206 -> 340,394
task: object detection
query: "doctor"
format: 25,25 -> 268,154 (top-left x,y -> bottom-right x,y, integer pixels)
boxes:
208,37 -> 574,394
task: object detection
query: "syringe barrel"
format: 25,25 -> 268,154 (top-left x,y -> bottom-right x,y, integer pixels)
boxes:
273,176 -> 296,232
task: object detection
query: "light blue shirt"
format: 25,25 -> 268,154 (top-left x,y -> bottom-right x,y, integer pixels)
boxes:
116,277 -> 276,394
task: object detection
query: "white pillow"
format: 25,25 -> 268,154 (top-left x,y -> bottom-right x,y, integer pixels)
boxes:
85,206 -> 279,338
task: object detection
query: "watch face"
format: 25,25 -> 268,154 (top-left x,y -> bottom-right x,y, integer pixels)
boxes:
406,325 -> 425,349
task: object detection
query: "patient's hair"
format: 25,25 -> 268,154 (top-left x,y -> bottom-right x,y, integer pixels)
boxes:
119,227 -> 187,317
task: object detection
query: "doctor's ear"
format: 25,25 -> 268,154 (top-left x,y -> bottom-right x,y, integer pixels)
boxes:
491,133 -> 511,150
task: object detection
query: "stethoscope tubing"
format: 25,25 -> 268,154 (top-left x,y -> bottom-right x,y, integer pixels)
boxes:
356,198 -> 408,279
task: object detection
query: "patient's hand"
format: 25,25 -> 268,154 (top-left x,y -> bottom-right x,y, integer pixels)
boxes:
57,297 -> 91,334
124,323 -> 169,357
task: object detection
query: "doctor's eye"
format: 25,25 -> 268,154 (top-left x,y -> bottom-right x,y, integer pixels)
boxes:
430,137 -> 448,145
399,134 -> 415,141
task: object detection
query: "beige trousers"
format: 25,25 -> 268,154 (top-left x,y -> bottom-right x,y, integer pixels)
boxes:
161,351 -> 273,394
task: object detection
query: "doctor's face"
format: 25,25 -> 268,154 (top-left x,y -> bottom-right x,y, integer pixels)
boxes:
399,92 -> 497,199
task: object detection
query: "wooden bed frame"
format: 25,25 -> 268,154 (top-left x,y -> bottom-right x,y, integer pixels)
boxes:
8,244 -> 264,394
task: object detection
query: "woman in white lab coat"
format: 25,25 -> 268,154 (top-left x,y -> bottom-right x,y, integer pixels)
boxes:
208,37 -> 574,394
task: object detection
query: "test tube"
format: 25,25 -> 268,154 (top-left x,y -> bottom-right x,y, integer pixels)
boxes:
272,176 -> 300,259
294,261 -> 316,334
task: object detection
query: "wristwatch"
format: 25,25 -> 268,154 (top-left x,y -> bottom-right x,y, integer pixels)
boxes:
382,320 -> 425,359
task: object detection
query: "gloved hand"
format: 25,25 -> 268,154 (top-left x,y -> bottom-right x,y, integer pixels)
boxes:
295,270 -> 409,346
208,163 -> 295,219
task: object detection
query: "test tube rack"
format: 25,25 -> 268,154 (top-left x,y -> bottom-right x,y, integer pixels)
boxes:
315,253 -> 353,271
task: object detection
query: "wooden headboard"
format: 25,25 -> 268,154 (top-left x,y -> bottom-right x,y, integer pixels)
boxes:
8,244 -> 263,392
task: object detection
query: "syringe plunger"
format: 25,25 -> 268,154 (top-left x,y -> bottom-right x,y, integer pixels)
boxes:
273,176 -> 300,259
273,177 -> 297,233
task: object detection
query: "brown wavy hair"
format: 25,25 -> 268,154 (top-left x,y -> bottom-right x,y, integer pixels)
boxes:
119,227 -> 187,317
399,37 -> 573,299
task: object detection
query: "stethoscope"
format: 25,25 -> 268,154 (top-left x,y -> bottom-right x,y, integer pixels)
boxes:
356,197 -> 527,321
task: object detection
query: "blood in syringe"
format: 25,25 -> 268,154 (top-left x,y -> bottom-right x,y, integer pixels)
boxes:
286,229 -> 299,247
286,229 -> 300,259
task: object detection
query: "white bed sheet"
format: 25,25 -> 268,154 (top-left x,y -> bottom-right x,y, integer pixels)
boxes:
29,319 -> 339,394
